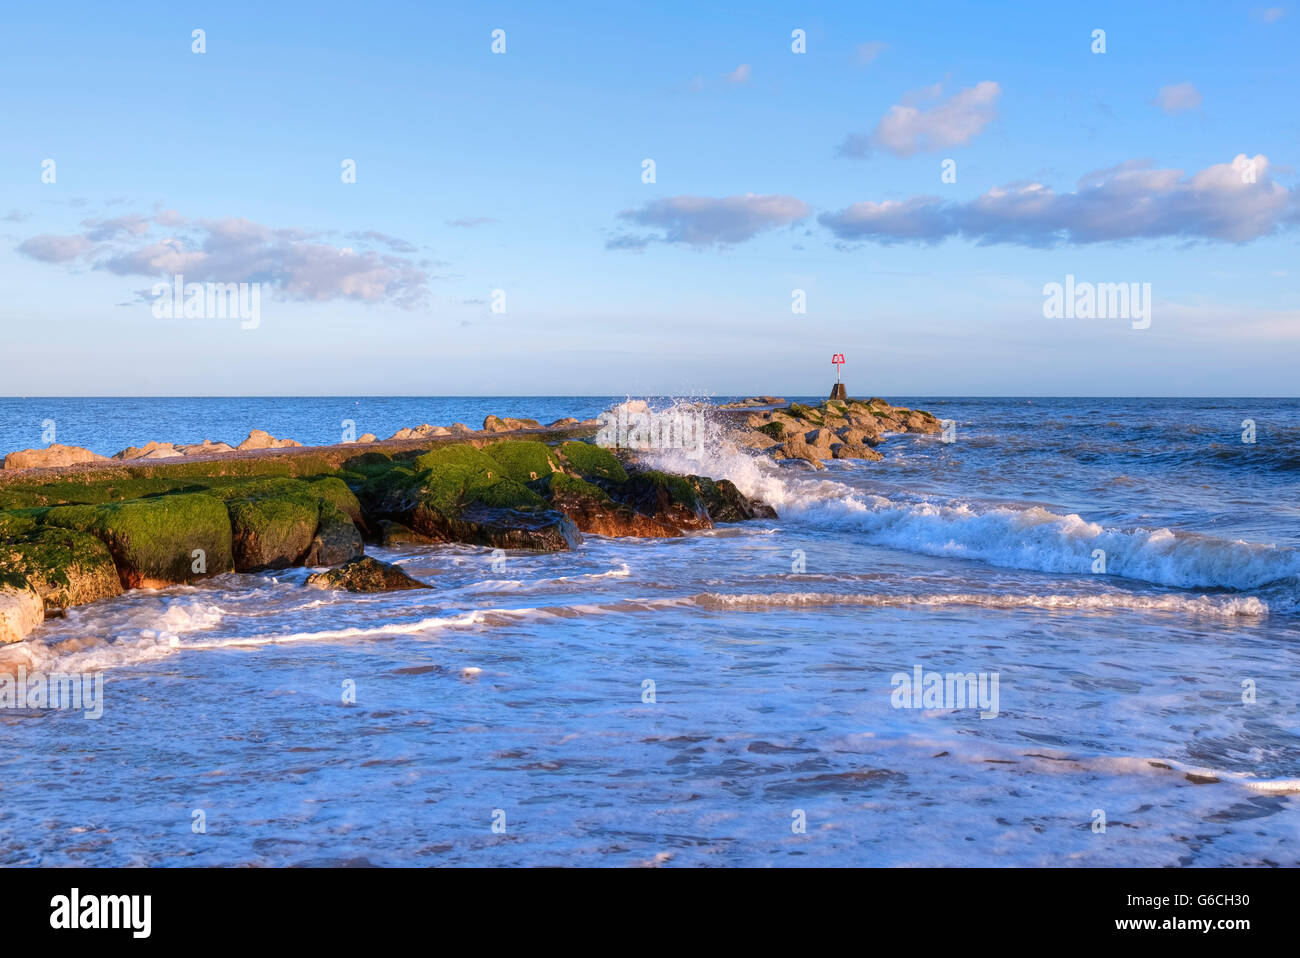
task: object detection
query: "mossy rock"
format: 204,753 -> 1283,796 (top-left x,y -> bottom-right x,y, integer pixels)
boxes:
541,473 -> 676,538
0,510 -> 44,542
303,501 -> 364,567
204,477 -> 312,501
0,476 -> 208,510
541,473 -> 610,503
226,494 -> 320,572
306,556 -> 430,592
610,470 -> 711,531
685,476 -> 778,523
362,447 -> 569,550
558,441 -> 628,483
377,519 -> 435,547
482,441 -> 561,484
756,421 -> 786,441
0,568 -> 30,591
410,445 -> 547,514
307,477 -> 365,529
0,526 -> 122,612
44,493 -> 234,588
339,451 -> 396,479
788,403 -> 823,424
355,465 -> 420,517
411,445 -> 504,512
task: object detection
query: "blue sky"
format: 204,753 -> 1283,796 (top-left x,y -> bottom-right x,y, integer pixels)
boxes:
1,0 -> 1297,396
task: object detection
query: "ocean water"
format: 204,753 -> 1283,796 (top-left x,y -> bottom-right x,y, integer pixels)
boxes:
1,396 -> 1298,867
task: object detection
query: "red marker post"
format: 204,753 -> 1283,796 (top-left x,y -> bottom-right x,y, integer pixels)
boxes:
829,354 -> 847,400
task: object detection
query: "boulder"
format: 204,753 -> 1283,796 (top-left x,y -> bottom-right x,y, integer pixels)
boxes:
303,502 -> 365,567
803,428 -> 836,454
483,440 -> 562,483
541,474 -> 679,538
558,442 -> 628,482
0,527 -> 123,613
137,443 -> 184,460
831,442 -> 884,461
307,477 -> 367,533
448,423 -> 475,435
357,433 -> 377,443
377,519 -> 436,547
0,574 -> 43,644
686,476 -> 777,522
609,471 -> 712,532
3,444 -> 106,471
226,494 -> 320,572
113,441 -> 172,460
305,556 -> 430,592
236,430 -> 302,451
44,494 -> 234,589
775,439 -> 826,469
356,444 -> 580,552
547,417 -> 579,429
483,415 -> 542,433
177,439 -> 236,456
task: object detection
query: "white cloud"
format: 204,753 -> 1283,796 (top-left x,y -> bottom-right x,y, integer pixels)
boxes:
1155,82 -> 1202,114
839,81 -> 1001,157
610,194 -> 810,248
854,42 -> 887,66
724,64 -> 751,84
17,234 -> 93,262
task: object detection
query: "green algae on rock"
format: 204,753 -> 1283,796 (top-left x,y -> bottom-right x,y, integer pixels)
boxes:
44,493 -> 235,589
305,556 -> 430,592
0,526 -> 123,613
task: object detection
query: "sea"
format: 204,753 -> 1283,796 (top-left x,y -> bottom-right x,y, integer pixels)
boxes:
1,396 -> 1297,866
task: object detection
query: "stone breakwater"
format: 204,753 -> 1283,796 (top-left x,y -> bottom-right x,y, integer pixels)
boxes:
0,415 -> 603,470
0,415 -> 773,644
721,396 -> 941,468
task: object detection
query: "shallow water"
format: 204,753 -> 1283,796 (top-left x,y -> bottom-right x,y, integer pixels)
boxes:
1,397 -> 1297,866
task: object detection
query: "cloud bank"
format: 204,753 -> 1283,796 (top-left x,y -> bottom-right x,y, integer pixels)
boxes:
18,210 -> 430,306
819,154 -> 1295,246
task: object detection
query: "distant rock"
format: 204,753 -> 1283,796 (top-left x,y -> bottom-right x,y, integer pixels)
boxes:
731,397 -> 938,467
236,429 -> 302,451
114,441 -> 184,460
719,396 -> 786,409
483,415 -> 542,433
3,444 -> 106,471
356,433 -> 376,443
547,417 -> 580,428
177,439 -> 236,456
305,556 -> 430,592
413,424 -> 451,438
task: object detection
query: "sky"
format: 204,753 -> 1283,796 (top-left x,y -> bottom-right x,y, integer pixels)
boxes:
1,0 -> 1297,397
